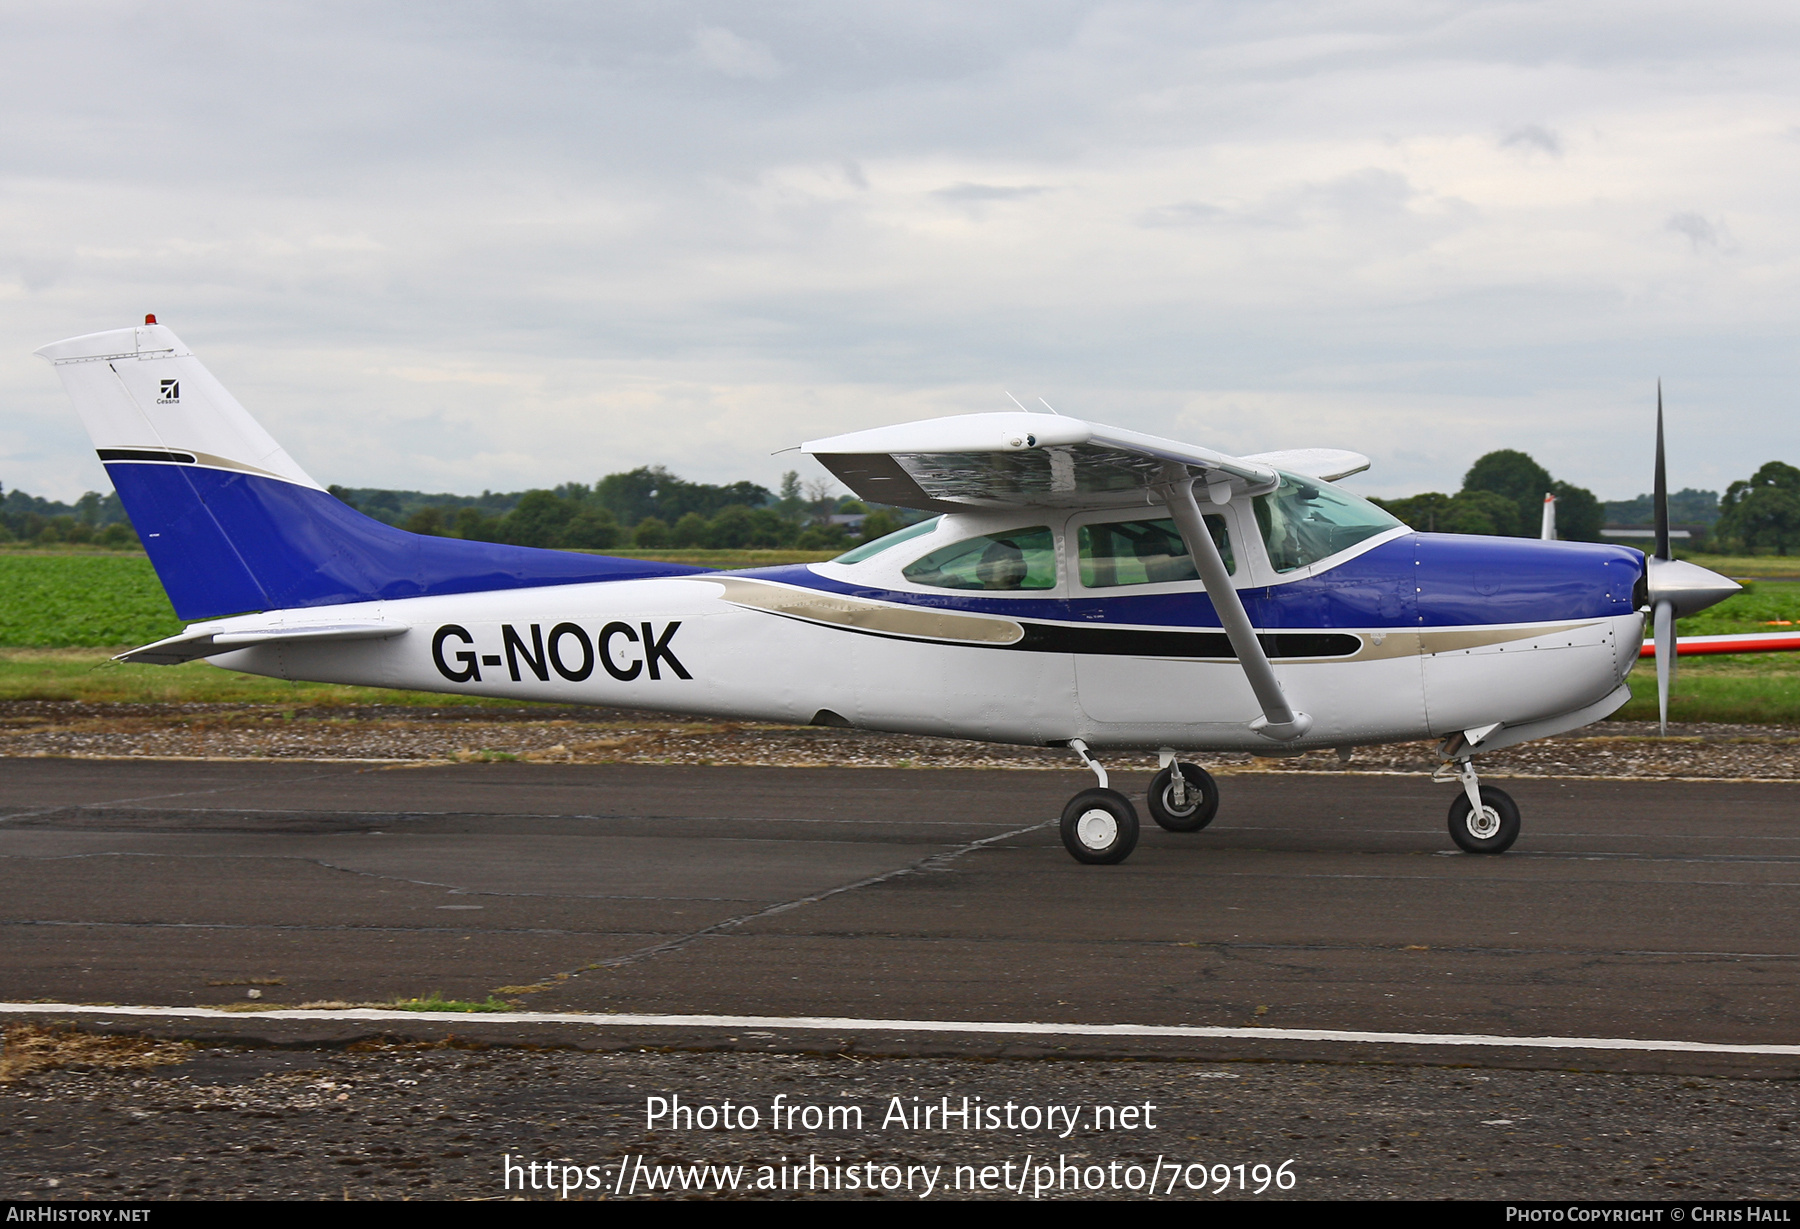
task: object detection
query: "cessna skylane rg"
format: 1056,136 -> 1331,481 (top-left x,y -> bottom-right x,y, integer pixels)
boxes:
37,321 -> 1742,864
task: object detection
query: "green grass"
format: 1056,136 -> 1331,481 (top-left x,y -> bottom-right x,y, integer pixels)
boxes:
1616,652 -> 1800,724
0,555 -> 183,647
0,648 -> 544,707
0,550 -> 840,650
1672,551 -> 1800,579
1673,580 -> 1800,636
390,993 -> 518,1013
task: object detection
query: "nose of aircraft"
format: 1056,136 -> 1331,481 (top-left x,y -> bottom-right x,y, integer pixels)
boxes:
1644,556 -> 1740,618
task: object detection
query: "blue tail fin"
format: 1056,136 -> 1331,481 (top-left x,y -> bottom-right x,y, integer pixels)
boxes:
37,323 -> 704,621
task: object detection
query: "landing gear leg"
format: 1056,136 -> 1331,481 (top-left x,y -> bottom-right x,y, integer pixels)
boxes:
1060,739 -> 1139,865
1147,747 -> 1219,832
1439,756 -> 1520,854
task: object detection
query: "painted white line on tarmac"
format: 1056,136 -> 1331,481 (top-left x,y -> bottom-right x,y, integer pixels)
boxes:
1,1002 -> 1797,1057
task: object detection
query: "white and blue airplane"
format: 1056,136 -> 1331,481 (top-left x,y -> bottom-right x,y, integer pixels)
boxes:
36,320 -> 1741,864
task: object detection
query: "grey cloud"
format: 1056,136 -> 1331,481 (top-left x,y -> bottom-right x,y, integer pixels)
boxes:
1141,169 -> 1441,234
1500,124 -> 1561,155
1666,212 -> 1721,251
1138,201 -> 1228,227
691,25 -> 785,80
932,183 -> 1052,203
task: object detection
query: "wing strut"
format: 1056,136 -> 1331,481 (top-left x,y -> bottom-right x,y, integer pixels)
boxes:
1155,463 -> 1313,742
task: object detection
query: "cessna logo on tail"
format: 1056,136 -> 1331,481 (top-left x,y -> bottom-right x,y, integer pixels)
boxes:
157,379 -> 180,403
432,622 -> 691,684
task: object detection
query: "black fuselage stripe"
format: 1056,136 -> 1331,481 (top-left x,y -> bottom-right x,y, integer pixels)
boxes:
747,607 -> 1359,659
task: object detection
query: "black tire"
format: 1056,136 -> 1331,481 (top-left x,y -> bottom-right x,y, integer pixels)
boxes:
1147,763 -> 1220,832
1447,786 -> 1520,854
1060,788 -> 1140,865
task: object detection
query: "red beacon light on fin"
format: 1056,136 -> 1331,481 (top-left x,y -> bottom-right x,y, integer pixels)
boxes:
144,314 -> 156,325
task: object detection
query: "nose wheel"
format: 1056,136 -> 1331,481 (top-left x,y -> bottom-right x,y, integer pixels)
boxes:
1059,739 -> 1141,864
1060,788 -> 1141,864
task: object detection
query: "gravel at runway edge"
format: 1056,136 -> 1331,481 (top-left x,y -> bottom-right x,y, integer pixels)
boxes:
3,701 -> 1798,778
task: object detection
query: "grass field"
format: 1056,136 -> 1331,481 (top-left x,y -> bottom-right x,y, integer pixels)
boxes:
0,553 -> 184,647
0,549 -> 836,650
1671,552 -> 1800,580
3,553 -> 1798,723
0,648 -> 528,706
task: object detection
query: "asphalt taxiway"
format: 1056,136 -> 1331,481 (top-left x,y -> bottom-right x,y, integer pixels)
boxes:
3,758 -> 1798,1075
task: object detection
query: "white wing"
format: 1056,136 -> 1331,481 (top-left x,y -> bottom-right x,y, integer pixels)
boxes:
1237,448 -> 1370,483
802,412 -> 1293,512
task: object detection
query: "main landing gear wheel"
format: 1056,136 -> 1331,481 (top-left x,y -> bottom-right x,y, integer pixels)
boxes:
1147,763 -> 1219,832
1060,788 -> 1140,865
1448,786 -> 1520,854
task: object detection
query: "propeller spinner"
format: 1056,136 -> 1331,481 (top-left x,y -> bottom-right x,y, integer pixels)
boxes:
1643,383 -> 1741,734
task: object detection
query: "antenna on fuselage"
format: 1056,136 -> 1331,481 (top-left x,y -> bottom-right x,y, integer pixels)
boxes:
1039,398 -> 1062,416
1005,391 -> 1032,412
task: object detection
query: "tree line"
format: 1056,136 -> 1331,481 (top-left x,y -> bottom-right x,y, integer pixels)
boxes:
6,451 -> 1797,554
1715,461 -> 1800,555
0,485 -> 136,546
1369,448 -> 1800,554
1371,450 -> 1607,541
331,467 -> 901,552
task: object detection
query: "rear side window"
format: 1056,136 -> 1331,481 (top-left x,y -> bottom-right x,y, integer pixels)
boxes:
902,527 -> 1057,590
1254,472 -> 1401,573
1078,516 -> 1233,587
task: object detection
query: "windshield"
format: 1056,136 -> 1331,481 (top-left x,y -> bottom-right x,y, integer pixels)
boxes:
901,526 -> 1057,590
1254,472 -> 1401,572
832,516 -> 942,565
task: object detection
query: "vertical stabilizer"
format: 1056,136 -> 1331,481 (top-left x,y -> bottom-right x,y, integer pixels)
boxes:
37,322 -> 707,621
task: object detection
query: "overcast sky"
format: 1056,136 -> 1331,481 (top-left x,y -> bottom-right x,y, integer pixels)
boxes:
5,1 -> 1799,504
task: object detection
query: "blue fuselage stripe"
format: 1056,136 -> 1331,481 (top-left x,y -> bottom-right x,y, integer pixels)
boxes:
731,535 -> 1643,630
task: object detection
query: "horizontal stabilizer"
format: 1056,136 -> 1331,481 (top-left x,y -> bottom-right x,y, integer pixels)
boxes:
117,621 -> 408,665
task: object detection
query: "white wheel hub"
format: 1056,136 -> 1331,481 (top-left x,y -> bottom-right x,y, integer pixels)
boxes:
1076,809 -> 1118,849
1465,805 -> 1501,840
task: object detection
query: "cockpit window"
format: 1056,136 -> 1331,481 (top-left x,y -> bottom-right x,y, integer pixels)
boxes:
1253,472 -> 1401,573
832,515 -> 941,565
902,526 -> 1057,591
1078,516 -> 1233,587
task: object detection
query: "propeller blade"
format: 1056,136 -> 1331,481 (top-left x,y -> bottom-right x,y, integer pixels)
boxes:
1653,381 -> 1671,562
1654,599 -> 1676,736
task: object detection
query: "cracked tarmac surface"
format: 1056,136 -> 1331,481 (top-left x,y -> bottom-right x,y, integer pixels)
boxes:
2,758 -> 1798,1199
